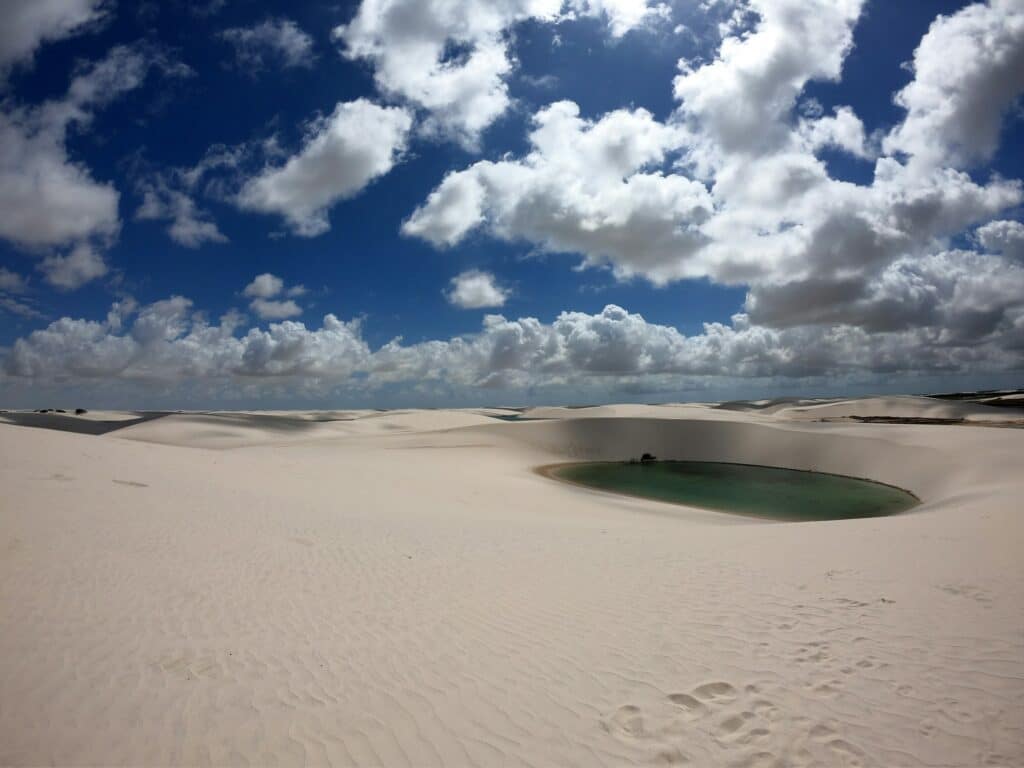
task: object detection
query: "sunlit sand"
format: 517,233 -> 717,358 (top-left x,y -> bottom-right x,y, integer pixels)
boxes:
1,395 -> 1022,766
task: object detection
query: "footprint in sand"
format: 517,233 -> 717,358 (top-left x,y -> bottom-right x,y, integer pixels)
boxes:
693,682 -> 738,702
603,701 -> 696,764
809,679 -> 843,697
718,715 -> 747,734
810,723 -> 836,740
826,738 -> 868,767
604,705 -> 646,738
667,693 -> 709,718
603,681 -> 789,764
749,699 -> 779,722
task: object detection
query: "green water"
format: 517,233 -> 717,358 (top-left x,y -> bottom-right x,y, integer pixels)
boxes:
550,461 -> 918,521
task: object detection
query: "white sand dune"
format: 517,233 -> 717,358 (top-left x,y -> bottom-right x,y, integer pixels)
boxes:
110,410 -> 502,450
1,399 -> 1022,767
520,402 -> 720,420
770,395 -> 1017,422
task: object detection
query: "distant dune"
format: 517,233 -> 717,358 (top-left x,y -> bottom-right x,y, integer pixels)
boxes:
1,397 -> 1022,766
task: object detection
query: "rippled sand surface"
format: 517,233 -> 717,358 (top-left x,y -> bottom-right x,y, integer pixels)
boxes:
1,398 -> 1022,767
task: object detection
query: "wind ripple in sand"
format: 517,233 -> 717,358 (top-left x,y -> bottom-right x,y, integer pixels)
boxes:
1,406 -> 1023,766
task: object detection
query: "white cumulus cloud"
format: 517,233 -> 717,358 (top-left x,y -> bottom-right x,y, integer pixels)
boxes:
38,243 -> 108,290
334,0 -> 670,147
242,273 -> 306,319
883,0 -> 1024,169
243,273 -> 285,299
446,269 -> 510,308
221,18 -> 316,72
136,180 -> 228,248
0,0 -> 108,73
249,298 -> 303,320
1,44 -> 191,287
236,99 -> 413,236
404,101 -> 712,284
406,0 -> 1024,343
977,219 -> 1024,262
4,276 -> 1021,403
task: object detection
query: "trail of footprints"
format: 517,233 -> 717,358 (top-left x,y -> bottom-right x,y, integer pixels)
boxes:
603,679 -> 870,767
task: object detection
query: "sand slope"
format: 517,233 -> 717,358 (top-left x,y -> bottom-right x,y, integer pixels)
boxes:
110,410 -> 502,449
1,401 -> 1022,767
0,409 -> 167,435
770,395 -> 1017,422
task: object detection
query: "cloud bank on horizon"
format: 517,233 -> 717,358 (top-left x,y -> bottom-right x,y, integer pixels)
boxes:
0,0 -> 1022,407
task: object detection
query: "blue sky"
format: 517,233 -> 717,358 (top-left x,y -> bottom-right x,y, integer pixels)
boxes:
0,0 -> 1022,408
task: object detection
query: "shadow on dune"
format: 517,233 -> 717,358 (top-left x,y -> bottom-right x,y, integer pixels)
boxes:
0,410 -> 360,439
486,414 -> 552,422
0,411 -> 173,436
181,412 -> 357,430
714,397 -> 830,412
